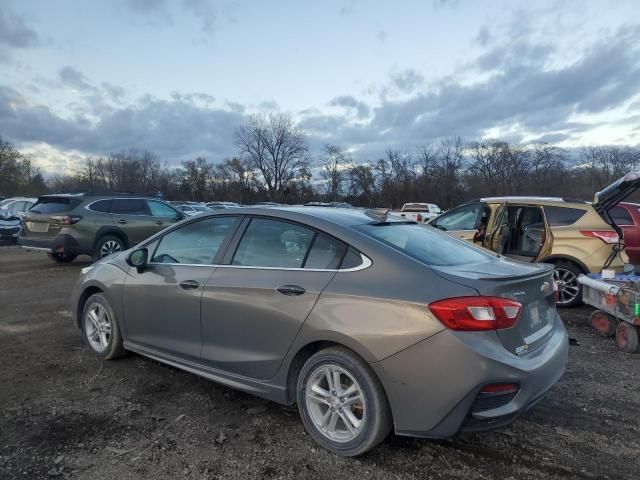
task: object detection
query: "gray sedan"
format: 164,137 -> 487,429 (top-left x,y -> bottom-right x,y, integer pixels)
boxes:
71,207 -> 568,456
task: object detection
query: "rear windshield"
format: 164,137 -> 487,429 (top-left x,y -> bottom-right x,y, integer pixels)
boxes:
357,223 -> 492,266
30,197 -> 78,214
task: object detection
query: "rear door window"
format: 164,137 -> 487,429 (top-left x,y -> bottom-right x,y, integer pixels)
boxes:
304,233 -> 347,269
610,206 -> 634,226
30,197 -> 78,214
112,199 -> 148,215
232,218 -> 314,268
88,199 -> 112,213
543,206 -> 587,226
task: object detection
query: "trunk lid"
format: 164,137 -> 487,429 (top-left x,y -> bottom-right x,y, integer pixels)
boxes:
593,172 -> 640,215
431,258 -> 557,356
22,195 -> 82,240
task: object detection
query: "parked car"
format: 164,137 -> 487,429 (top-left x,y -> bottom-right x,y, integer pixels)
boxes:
72,206 -> 568,456
0,197 -> 36,239
390,203 -> 442,223
429,173 -> 640,307
610,202 -> 640,264
206,201 -> 240,210
175,203 -> 211,216
18,193 -> 184,263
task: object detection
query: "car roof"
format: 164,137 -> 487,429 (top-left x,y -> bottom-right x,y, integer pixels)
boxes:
475,196 -> 590,205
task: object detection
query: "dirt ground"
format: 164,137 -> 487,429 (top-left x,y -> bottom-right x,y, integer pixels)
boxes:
0,245 -> 639,480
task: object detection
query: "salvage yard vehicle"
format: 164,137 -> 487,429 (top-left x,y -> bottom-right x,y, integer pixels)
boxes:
18,193 -> 185,263
390,203 -> 442,223
610,202 -> 640,264
429,173 -> 640,307
72,206 -> 568,456
0,197 -> 36,239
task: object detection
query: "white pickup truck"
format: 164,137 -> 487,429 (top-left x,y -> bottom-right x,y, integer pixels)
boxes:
390,203 -> 443,223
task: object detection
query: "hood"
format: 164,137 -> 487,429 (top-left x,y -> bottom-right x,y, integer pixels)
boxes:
593,171 -> 640,214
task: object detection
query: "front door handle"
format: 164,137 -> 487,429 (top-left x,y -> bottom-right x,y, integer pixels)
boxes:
276,285 -> 306,296
117,219 -> 127,224
155,220 -> 164,226
179,280 -> 200,290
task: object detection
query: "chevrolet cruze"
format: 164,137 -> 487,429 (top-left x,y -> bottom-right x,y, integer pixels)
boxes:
72,207 -> 568,456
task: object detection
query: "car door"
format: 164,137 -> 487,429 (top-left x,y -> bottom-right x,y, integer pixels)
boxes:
111,198 -> 158,245
122,216 -> 241,360
200,216 -> 345,380
145,199 -> 183,234
429,202 -> 485,242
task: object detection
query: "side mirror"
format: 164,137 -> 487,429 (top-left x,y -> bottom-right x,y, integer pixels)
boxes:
127,248 -> 148,273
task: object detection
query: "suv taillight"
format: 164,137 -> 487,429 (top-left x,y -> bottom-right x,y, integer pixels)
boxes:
429,296 -> 522,331
416,213 -> 423,222
50,215 -> 82,225
580,230 -> 619,244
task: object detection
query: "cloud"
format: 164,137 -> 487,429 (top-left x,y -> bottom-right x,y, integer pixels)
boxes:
475,26 -> 491,47
432,0 -> 460,9
182,0 -> 216,35
122,0 -> 217,35
328,95 -> 370,118
376,30 -> 388,44
390,69 -> 425,93
0,6 -> 40,49
58,66 -> 95,92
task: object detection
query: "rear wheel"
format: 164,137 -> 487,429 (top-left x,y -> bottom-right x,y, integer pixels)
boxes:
297,347 -> 392,456
93,235 -> 125,261
615,323 -> 639,353
47,252 -> 77,263
553,262 -> 582,308
590,310 -> 617,337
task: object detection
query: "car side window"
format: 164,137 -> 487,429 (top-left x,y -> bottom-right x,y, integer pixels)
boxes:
147,200 -> 178,217
339,247 -> 363,269
232,218 -> 314,268
543,206 -> 587,226
151,216 -> 238,265
89,199 -> 112,213
432,203 -> 483,231
304,233 -> 347,269
112,198 -> 147,215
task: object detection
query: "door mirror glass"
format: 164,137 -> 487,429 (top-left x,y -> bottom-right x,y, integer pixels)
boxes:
127,248 -> 148,272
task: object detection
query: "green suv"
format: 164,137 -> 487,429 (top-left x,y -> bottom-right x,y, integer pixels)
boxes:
18,194 -> 185,263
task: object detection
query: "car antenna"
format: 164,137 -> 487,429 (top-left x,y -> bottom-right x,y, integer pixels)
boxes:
364,208 -> 390,222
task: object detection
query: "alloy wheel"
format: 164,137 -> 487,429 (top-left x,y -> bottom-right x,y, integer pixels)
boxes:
100,240 -> 122,258
553,267 -> 579,305
305,364 -> 366,443
84,303 -> 111,352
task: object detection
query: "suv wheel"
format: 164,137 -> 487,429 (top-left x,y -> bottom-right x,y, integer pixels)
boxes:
47,252 -> 77,263
553,262 -> 583,308
297,347 -> 392,456
94,235 -> 125,261
81,293 -> 126,360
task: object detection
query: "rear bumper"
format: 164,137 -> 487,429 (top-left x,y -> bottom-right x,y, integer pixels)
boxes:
18,234 -> 91,256
371,315 -> 569,438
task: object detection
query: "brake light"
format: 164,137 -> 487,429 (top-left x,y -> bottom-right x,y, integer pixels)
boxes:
429,296 -> 522,331
580,230 -> 619,244
480,383 -> 519,394
416,213 -> 423,222
50,215 -> 82,225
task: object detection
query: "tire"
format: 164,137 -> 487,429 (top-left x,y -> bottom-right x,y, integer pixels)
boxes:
47,252 -> 77,263
296,347 -> 392,456
553,262 -> 583,308
93,235 -> 125,262
615,323 -> 639,353
589,310 -> 617,337
81,293 -> 127,360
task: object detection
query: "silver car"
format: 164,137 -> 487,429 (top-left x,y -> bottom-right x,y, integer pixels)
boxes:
71,207 -> 569,456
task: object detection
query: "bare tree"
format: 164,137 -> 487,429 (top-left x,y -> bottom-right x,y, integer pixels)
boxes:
321,144 -> 351,201
235,113 -> 309,200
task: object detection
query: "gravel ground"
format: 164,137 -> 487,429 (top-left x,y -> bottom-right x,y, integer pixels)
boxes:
1,245 -> 639,479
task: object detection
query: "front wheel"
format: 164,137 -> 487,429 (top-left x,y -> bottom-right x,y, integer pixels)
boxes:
553,262 -> 583,308
81,293 -> 127,360
297,347 -> 392,456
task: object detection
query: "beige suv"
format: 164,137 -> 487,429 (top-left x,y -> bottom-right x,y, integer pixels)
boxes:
430,173 -> 640,306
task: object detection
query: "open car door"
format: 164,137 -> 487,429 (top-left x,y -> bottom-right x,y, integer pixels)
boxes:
485,203 -> 508,253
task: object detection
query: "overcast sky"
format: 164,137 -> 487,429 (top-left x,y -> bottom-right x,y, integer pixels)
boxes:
1,0 -> 639,174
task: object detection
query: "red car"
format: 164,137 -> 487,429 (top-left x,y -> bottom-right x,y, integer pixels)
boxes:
612,202 -> 640,264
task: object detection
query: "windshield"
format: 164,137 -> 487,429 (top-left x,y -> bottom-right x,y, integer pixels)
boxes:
357,223 -> 493,266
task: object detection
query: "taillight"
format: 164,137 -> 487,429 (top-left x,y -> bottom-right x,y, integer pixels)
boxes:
480,383 -> 519,395
416,213 -> 423,222
580,230 -> 619,244
429,296 -> 522,331
50,215 -> 82,225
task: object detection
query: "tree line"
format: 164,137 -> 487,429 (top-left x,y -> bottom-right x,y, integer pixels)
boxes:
2,113 -> 640,208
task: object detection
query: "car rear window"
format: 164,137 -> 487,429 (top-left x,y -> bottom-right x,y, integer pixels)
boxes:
30,197 -> 79,214
543,206 -> 587,227
610,206 -> 634,226
357,223 -> 491,266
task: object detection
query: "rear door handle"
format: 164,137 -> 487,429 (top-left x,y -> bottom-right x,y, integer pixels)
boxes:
179,280 -> 200,290
155,220 -> 163,226
276,285 -> 306,296
117,219 -> 127,224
